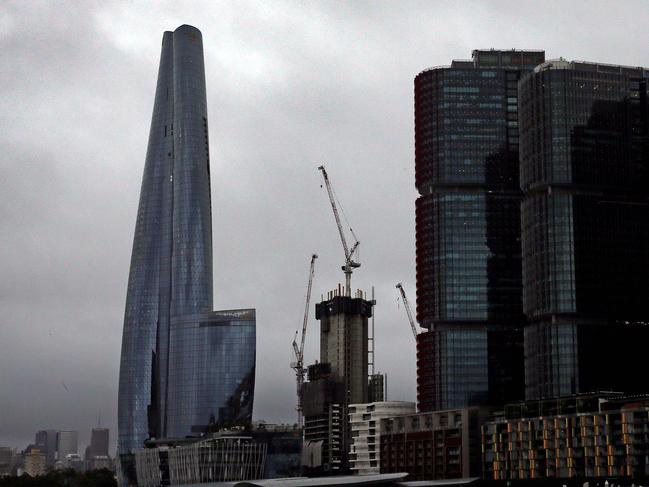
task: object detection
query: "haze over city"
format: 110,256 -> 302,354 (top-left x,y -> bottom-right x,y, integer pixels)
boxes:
2,0 -> 648,456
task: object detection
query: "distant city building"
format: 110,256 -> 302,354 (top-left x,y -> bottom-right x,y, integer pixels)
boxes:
380,407 -> 485,481
117,24 -> 256,484
414,49 -> 545,412
483,393 -> 649,479
57,430 -> 78,461
85,428 -> 113,472
0,447 -> 14,477
24,448 -> 47,477
35,430 -> 58,467
87,428 -> 109,459
518,59 -> 649,400
62,453 -> 84,472
348,401 -> 415,475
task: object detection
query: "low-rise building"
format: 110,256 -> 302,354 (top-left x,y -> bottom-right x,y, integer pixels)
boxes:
482,393 -> 649,480
251,422 -> 302,479
86,455 -> 112,471
62,453 -> 84,472
380,407 -> 485,480
134,434 -> 267,487
349,401 -> 415,475
57,430 -> 78,461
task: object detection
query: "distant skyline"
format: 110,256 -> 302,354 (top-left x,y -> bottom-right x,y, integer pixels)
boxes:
2,0 -> 649,454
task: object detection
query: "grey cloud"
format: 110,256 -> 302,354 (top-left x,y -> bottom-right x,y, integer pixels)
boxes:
2,0 -> 648,453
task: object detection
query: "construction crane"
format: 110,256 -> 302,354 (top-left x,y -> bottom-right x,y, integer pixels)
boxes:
396,282 -> 418,339
317,165 -> 360,297
290,253 -> 318,427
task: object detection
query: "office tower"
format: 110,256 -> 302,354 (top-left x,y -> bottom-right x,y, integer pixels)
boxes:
57,431 -> 78,460
414,50 -> 545,411
519,60 -> 649,399
0,447 -> 14,476
88,428 -> 109,458
117,23 -> 256,475
24,449 -> 47,477
34,430 -> 58,466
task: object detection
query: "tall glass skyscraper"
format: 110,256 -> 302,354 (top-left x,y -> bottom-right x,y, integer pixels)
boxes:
519,59 -> 649,399
414,50 -> 545,411
118,25 -> 256,476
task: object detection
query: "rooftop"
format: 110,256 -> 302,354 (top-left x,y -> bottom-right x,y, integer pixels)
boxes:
418,48 -> 545,75
175,472 -> 409,487
534,58 -> 649,76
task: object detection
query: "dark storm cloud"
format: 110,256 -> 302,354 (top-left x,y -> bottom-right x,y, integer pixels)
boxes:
2,0 -> 648,453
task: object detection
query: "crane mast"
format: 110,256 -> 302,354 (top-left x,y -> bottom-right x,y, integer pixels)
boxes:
291,253 -> 318,427
317,165 -> 360,296
396,282 -> 418,339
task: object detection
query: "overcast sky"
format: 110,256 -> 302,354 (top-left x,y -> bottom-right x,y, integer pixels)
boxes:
1,0 -> 648,454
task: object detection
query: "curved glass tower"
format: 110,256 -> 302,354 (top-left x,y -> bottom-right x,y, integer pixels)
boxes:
414,50 -> 545,411
118,25 -> 255,476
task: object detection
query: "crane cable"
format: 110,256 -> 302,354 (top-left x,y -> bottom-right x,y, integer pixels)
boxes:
326,180 -> 360,256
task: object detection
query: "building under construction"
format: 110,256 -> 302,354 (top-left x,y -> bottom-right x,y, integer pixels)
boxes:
301,286 -> 373,475
299,166 -> 379,475
318,286 -> 372,406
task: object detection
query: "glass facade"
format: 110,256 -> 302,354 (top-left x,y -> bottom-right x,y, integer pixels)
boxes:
118,28 -> 176,457
519,60 -> 649,399
414,50 -> 543,411
118,24 -> 256,476
166,310 -> 256,437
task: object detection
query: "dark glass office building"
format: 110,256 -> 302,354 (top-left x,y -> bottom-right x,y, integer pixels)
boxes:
34,430 -> 57,467
414,50 -> 545,411
88,428 -> 109,459
519,60 -> 649,399
118,24 -> 256,477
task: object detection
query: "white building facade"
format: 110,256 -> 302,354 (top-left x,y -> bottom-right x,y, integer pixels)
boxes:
349,401 -> 416,475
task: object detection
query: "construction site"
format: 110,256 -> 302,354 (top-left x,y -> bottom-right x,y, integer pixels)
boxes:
289,166 -> 417,476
